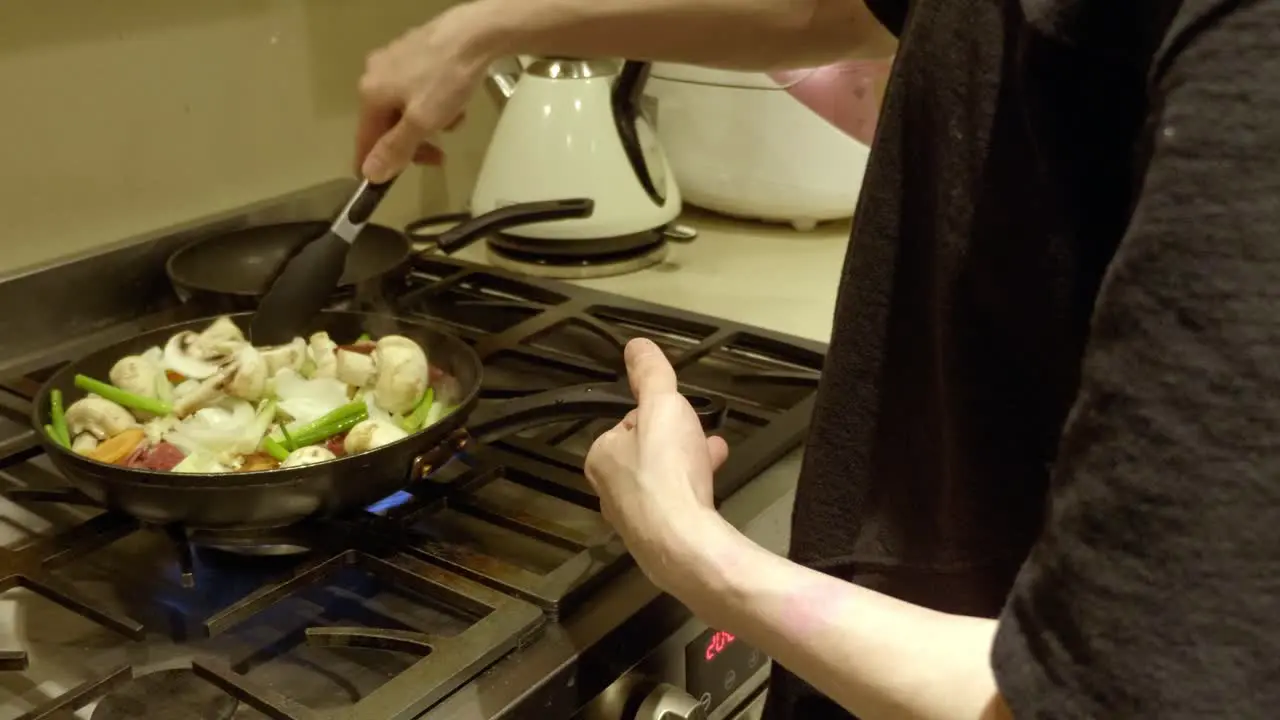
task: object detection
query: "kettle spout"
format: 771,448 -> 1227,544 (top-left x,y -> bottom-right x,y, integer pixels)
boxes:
486,56 -> 523,107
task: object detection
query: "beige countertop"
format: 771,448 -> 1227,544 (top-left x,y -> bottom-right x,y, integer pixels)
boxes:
452,210 -> 852,345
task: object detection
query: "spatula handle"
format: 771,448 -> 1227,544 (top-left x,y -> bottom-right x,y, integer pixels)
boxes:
332,178 -> 396,243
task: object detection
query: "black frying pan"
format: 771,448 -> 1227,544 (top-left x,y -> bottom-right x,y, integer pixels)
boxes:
32,311 -> 723,530
165,199 -> 595,309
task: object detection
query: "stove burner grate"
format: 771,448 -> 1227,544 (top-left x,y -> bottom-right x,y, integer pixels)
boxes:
91,668 -> 238,720
484,238 -> 669,279
1,252 -> 825,719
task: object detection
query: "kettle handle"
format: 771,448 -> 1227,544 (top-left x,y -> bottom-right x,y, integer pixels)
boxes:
611,61 -> 664,205
406,198 -> 596,254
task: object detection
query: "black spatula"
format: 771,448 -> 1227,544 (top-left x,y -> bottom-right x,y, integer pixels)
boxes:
250,178 -> 394,346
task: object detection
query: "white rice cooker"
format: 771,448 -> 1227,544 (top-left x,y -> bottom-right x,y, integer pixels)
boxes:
642,60 -> 891,231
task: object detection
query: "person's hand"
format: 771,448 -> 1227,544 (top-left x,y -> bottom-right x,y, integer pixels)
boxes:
355,7 -> 490,182
584,338 -> 733,594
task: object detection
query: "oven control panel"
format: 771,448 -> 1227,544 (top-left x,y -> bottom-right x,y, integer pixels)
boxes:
577,619 -> 770,720
684,628 -> 764,714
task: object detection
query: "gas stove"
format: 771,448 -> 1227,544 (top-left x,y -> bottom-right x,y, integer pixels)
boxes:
0,181 -> 825,720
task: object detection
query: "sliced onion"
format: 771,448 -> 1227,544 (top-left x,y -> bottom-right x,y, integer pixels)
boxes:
274,369 -> 350,426
423,402 -> 449,427
172,451 -> 232,474
165,398 -> 259,459
364,392 -> 394,425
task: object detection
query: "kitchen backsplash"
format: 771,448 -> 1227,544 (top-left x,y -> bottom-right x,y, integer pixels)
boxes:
0,0 -> 496,276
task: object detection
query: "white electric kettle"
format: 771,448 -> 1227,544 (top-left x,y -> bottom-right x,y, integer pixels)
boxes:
471,58 -> 682,248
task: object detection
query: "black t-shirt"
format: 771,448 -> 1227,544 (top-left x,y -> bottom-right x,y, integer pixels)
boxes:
765,1 -> 1280,718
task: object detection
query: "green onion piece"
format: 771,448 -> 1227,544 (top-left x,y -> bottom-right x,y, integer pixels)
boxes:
44,424 -> 68,449
261,436 -> 290,462
399,388 -> 435,432
73,375 -> 172,416
289,402 -> 367,439
289,410 -> 366,448
279,423 -> 297,452
356,333 -> 371,343
266,402 -> 368,451
50,389 -> 71,447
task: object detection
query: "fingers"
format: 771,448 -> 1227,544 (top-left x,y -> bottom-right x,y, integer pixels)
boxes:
362,115 -> 423,183
624,338 -> 678,403
706,435 -> 730,471
353,105 -> 399,176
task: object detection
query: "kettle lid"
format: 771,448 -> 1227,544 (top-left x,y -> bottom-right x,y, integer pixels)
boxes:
525,57 -> 620,80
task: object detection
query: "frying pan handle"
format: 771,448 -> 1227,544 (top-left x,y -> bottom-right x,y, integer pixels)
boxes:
424,199 -> 596,254
465,382 -> 726,445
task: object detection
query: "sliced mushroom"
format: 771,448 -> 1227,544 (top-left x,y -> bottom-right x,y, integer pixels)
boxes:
172,368 -> 231,418
225,346 -> 268,402
65,397 -> 139,440
70,433 -> 100,455
372,336 -> 428,415
262,337 -> 307,376
343,419 -> 408,454
309,332 -> 338,379
280,446 -> 337,468
335,348 -> 377,388
196,316 -> 247,356
164,332 -> 228,380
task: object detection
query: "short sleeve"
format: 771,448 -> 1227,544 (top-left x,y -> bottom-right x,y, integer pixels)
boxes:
991,2 -> 1280,718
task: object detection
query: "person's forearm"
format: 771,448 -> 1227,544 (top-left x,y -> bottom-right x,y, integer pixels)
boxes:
450,0 -> 894,71
673,518 -> 1011,720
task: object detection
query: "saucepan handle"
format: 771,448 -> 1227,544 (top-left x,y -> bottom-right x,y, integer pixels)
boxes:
464,382 -> 727,445
408,198 -> 596,255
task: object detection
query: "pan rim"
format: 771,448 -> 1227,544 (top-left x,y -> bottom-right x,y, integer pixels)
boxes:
165,222 -> 412,298
31,310 -> 483,489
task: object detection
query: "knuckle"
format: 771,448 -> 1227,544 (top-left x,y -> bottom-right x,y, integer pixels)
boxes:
400,105 -> 435,134
357,74 -> 383,99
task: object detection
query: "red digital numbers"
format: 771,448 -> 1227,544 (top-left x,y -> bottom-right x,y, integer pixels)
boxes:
704,631 -> 736,662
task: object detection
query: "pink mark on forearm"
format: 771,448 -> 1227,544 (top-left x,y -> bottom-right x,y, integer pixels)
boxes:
779,577 -> 848,639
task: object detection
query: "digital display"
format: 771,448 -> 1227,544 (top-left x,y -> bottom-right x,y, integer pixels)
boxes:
703,630 -> 737,662
685,627 -> 764,714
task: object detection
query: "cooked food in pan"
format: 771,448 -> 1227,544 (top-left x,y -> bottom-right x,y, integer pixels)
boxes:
43,316 -> 453,473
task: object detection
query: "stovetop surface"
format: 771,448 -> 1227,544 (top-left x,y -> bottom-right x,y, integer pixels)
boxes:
0,235 -> 824,719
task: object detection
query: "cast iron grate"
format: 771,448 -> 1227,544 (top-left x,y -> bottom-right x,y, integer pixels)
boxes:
0,496 -> 545,720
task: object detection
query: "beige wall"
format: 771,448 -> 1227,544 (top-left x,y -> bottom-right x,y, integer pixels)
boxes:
0,0 -> 498,275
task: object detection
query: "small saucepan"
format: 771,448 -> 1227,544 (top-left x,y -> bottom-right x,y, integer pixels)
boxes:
31,311 -> 724,530
165,199 -> 595,310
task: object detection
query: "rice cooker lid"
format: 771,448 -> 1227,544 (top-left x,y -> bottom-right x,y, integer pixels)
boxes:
648,62 -> 818,90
